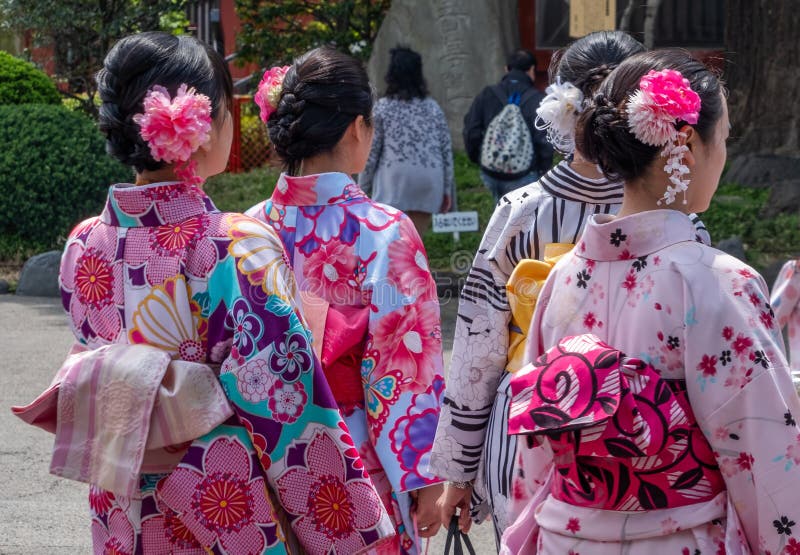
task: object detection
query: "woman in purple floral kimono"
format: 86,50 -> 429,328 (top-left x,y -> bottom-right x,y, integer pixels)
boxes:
247,47 -> 445,554
54,32 -> 393,554
501,49 -> 800,554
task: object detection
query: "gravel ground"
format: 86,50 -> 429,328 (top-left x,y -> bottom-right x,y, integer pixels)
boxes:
0,295 -> 495,554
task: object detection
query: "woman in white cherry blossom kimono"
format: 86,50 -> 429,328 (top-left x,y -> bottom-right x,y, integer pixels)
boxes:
502,50 -> 800,554
772,259 -> 800,375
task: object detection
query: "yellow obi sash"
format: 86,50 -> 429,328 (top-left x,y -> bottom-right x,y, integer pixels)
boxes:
505,243 -> 574,373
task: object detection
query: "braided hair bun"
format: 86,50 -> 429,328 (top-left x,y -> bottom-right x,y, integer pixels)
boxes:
266,47 -> 374,176
577,49 -> 724,182
96,32 -> 232,173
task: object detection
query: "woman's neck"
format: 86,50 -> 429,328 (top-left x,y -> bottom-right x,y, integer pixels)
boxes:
135,167 -> 180,186
299,151 -> 355,176
616,179 -> 691,218
568,152 -> 604,180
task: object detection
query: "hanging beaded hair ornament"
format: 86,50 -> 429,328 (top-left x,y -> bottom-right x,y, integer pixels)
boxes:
625,69 -> 701,205
255,65 -> 291,123
133,83 -> 212,186
535,77 -> 585,154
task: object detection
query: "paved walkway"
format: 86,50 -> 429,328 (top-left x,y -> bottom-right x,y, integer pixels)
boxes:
0,295 -> 495,554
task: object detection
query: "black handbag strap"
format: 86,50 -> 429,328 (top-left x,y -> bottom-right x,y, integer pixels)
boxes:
443,516 -> 476,555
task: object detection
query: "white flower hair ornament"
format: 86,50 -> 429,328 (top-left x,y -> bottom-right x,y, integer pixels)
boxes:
625,69 -> 701,205
535,78 -> 585,154
133,84 -> 213,186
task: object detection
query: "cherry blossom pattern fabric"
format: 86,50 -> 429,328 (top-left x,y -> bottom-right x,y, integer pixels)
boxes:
247,172 -> 444,554
772,260 -> 800,375
512,209 -> 800,554
59,180 -> 393,554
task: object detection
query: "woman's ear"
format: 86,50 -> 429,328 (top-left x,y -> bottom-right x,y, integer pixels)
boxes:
353,115 -> 371,144
677,125 -> 697,168
199,111 -> 228,153
678,124 -> 696,152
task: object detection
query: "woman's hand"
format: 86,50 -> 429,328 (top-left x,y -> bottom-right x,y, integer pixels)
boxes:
410,483 -> 444,537
436,483 -> 473,532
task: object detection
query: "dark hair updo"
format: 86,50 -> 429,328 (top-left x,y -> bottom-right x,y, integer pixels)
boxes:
551,30 -> 645,100
577,49 -> 724,183
96,31 -> 233,173
267,47 -> 375,176
384,46 -> 428,101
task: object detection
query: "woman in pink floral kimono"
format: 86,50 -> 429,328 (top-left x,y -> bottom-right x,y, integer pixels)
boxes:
246,47 -> 445,554
502,49 -> 800,554
55,32 -> 393,554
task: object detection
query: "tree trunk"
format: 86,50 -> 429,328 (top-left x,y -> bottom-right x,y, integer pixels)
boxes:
642,0 -> 662,49
725,0 -> 800,157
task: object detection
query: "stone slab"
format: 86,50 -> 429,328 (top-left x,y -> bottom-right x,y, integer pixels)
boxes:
16,251 -> 61,297
368,0 -> 520,149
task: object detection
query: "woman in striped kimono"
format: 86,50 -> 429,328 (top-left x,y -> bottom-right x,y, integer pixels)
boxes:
430,31 -> 649,545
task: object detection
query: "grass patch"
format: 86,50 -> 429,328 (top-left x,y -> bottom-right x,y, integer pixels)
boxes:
422,152 -> 494,270
702,182 -> 800,270
205,167 -> 281,213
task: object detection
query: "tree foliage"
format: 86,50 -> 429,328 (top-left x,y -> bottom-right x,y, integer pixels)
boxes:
6,0 -> 189,117
235,0 -> 391,67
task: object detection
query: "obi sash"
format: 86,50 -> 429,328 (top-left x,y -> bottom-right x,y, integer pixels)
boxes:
505,243 -> 573,373
508,334 -> 725,511
301,291 -> 368,413
12,343 -> 232,497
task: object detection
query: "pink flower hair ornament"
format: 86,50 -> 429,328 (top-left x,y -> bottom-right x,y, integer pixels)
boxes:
255,65 -> 291,123
625,69 -> 701,205
132,84 -> 213,186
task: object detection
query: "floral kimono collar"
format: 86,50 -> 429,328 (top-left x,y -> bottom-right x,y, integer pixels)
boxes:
100,181 -> 219,227
271,172 -> 367,207
576,209 -> 698,261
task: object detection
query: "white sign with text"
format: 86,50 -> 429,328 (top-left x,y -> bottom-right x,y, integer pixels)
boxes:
432,211 -> 479,233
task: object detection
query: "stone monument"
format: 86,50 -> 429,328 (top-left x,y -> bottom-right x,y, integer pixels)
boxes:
368,0 -> 520,149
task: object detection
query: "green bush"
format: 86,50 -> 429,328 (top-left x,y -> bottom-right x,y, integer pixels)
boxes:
0,104 -> 131,260
702,182 -> 800,271
0,51 -> 61,105
205,166 -> 280,213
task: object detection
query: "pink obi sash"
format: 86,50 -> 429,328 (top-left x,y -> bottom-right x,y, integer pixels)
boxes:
301,292 -> 369,414
12,343 -> 233,497
508,334 -> 725,511
320,304 -> 370,413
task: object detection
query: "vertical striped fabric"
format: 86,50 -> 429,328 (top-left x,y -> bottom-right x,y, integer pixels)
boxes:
432,162 -> 624,541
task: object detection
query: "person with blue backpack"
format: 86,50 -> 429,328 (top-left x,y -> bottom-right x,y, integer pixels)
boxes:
462,48 -> 554,202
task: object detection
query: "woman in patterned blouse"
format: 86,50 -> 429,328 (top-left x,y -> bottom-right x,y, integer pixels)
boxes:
359,46 -> 454,236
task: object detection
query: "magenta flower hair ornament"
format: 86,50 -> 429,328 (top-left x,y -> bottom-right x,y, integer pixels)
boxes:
625,69 -> 701,205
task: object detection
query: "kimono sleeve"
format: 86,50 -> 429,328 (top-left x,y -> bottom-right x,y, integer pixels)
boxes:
771,260 -> 800,328
682,264 -> 800,553
430,200 -> 522,481
361,214 -> 445,492
215,215 -> 394,550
